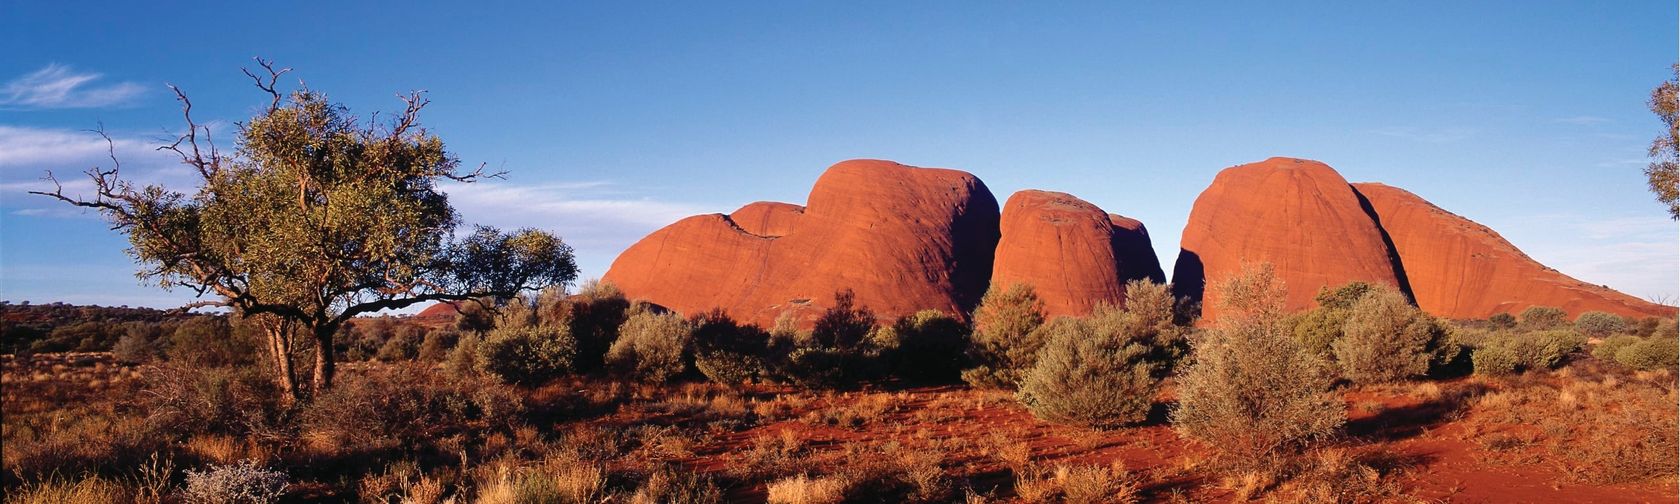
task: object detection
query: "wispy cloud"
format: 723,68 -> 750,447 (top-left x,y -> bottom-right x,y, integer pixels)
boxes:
1370,126 -> 1476,143
1,64 -> 146,109
0,125 -> 190,215
1510,213 -> 1679,302
1552,115 -> 1611,126
441,181 -> 706,251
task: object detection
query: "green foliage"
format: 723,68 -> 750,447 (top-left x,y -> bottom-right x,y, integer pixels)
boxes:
1016,315 -> 1161,428
374,324 -> 426,362
301,364 -> 521,451
167,317 -> 262,368
1333,288 -> 1448,384
776,290 -> 882,389
453,300 -> 496,333
873,310 -> 970,383
475,324 -> 576,385
1614,337 -> 1679,371
1314,281 -> 1376,311
416,328 -> 460,362
606,308 -> 691,383
1594,335 -> 1641,363
444,333 -> 483,377
690,309 -> 771,385
1574,311 -> 1629,338
112,325 -> 165,364
1289,308 -> 1348,359
1172,264 -> 1343,464
1487,313 -> 1517,329
962,283 -> 1047,389
557,281 -> 632,373
1647,63 -> 1679,219
1471,344 -> 1520,376
1519,306 -> 1568,330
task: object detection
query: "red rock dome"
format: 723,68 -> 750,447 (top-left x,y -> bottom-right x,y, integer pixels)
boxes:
991,190 -> 1164,318
602,159 -> 1000,327
1352,182 -> 1673,320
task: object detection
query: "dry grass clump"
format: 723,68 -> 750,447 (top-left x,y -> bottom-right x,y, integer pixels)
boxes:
6,475 -> 133,504
766,473 -> 848,504
624,466 -> 723,504
1014,462 -> 1140,504
1463,368 -> 1677,484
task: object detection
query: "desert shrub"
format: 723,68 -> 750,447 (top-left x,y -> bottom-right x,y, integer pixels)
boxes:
1593,335 -> 1640,363
1172,264 -> 1343,466
416,328 -> 460,362
181,460 -> 288,504
374,324 -> 425,362
475,324 -> 576,385
444,333 -> 483,377
606,308 -> 691,383
1214,263 -> 1288,322
1014,462 -> 1140,504
626,466 -> 724,504
1573,311 -> 1628,338
1313,281 -> 1376,311
143,364 -> 290,438
453,299 -> 496,333
551,280 -> 632,373
1015,316 -> 1161,428
3,408 -> 169,482
1487,312 -> 1517,329
1519,306 -> 1567,330
1614,337 -> 1679,370
1112,279 -> 1191,367
962,283 -> 1047,389
301,364 -> 521,453
690,309 -> 770,385
1289,308 -> 1348,359
1516,330 -> 1586,370
167,317 -> 262,368
1654,317 -> 1678,339
872,310 -> 969,383
113,329 -> 162,364
1333,288 -> 1448,384
1471,344 -> 1521,376
775,291 -> 883,389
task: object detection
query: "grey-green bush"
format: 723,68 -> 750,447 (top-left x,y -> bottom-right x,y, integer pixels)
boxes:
417,328 -> 460,362
1487,312 -> 1517,329
1519,306 -> 1568,330
1574,311 -> 1629,338
1171,266 -> 1343,465
690,309 -> 770,385
1289,308 -> 1348,359
1333,289 -> 1446,384
1614,337 -> 1679,370
1467,329 -> 1583,375
1593,335 -> 1641,362
606,308 -> 691,383
475,324 -> 576,385
962,283 -> 1047,389
873,310 -> 970,383
1016,315 -> 1161,428
1471,344 -> 1520,376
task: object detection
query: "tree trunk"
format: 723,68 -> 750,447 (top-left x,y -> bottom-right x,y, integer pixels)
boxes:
264,323 -> 299,402
311,325 -> 336,391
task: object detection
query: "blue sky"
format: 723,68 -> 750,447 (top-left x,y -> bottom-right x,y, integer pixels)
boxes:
2,2 -> 1675,309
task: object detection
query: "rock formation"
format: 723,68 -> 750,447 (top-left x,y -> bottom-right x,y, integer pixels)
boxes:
602,159 -> 1001,328
1353,183 -> 1672,320
991,190 -> 1164,318
1172,157 -> 1407,322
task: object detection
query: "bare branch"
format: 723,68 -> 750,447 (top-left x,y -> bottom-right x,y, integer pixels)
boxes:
444,161 -> 508,182
159,84 -> 219,180
241,57 -> 291,112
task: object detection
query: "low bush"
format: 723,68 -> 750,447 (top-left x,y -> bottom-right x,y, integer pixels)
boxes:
1015,316 -> 1160,428
301,364 -> 521,453
1471,344 -> 1520,376
1172,264 -> 1343,466
1518,306 -> 1568,330
1574,311 -> 1628,338
606,308 -> 691,383
181,460 -> 288,504
1333,288 -> 1448,384
475,324 -> 576,385
416,328 -> 460,362
962,283 -> 1047,389
775,291 -> 883,389
167,317 -> 262,368
1614,337 -> 1679,370
1592,335 -> 1640,363
690,309 -> 770,385
552,280 -> 632,373
1465,329 -> 1584,375
872,310 -> 969,383
1288,308 -> 1347,359
1487,312 -> 1517,329
142,364 -> 290,439
113,330 -> 162,365
374,325 -> 425,362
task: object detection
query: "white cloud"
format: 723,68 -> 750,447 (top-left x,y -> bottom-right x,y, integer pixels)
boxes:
0,125 -> 194,215
1509,213 -> 1679,303
440,180 -> 706,255
0,64 -> 146,109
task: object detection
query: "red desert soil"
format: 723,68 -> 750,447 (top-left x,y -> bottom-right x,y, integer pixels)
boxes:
553,377 -> 1676,503
1352,182 -> 1673,320
602,159 -> 1001,328
991,190 -> 1165,318
1171,157 -> 1407,324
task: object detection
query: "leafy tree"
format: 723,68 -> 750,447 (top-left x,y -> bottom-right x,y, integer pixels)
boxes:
1648,64 -> 1679,219
32,60 -> 576,398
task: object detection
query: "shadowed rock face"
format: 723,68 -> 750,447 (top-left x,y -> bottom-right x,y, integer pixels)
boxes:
602,159 -> 1001,328
1172,157 -> 1406,323
1352,182 -> 1673,320
992,190 -> 1164,318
